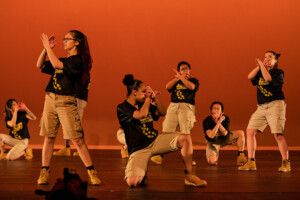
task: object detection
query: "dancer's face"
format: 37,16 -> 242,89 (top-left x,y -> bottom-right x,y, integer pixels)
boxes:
264,52 -> 277,70
179,64 -> 190,78
10,101 -> 18,112
211,104 -> 222,118
63,33 -> 79,51
133,83 -> 147,103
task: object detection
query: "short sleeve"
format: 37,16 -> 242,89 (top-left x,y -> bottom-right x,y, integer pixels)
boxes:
117,104 -> 134,125
190,78 -> 199,91
149,105 -> 159,121
270,69 -> 284,86
202,117 -> 211,133
41,61 -> 55,75
62,56 -> 84,78
251,72 -> 261,86
222,116 -> 230,131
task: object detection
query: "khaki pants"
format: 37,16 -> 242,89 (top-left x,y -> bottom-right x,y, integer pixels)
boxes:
125,132 -> 181,179
40,93 -> 83,140
162,102 -> 196,134
247,100 -> 286,133
0,134 -> 28,159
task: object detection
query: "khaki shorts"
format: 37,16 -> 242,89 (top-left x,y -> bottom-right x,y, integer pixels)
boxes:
76,98 -> 87,120
206,132 -> 237,158
162,102 -> 196,134
125,132 -> 181,179
247,100 -> 286,134
40,93 -> 83,140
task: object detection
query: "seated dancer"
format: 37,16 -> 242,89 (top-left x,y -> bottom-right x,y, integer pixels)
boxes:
203,101 -> 247,166
0,99 -> 35,160
117,74 -> 207,187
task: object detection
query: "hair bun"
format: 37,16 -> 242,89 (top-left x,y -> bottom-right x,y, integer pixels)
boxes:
123,74 -> 135,86
277,53 -> 281,58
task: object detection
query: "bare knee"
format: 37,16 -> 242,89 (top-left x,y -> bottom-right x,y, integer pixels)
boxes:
246,129 -> 257,137
274,134 -> 285,141
126,176 -> 143,187
45,137 -> 55,145
207,156 -> 218,165
71,137 -> 84,147
177,134 -> 192,148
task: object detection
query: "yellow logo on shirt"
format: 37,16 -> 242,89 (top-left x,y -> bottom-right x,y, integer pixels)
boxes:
258,77 -> 272,97
12,122 -> 23,140
139,113 -> 157,138
175,84 -> 186,100
53,69 -> 63,90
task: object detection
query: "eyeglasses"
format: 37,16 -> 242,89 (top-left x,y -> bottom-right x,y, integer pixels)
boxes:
62,38 -> 76,42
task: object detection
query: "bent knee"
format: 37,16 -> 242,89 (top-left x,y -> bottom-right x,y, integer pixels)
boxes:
207,156 -> 218,165
177,134 -> 191,148
126,177 -> 142,187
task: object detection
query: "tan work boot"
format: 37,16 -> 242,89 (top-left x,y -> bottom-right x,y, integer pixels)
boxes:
37,168 -> 50,185
87,169 -> 101,185
53,147 -> 71,156
73,151 -> 80,156
121,148 -> 129,158
238,158 -> 257,171
237,153 -> 247,166
151,155 -> 163,165
0,152 -> 7,160
185,174 -> 207,187
278,159 -> 291,172
24,148 -> 33,160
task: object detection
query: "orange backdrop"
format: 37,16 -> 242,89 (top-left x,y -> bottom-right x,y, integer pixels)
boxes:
0,0 -> 299,147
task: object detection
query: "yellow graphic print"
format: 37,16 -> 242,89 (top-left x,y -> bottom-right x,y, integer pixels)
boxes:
139,113 -> 157,139
53,69 -> 63,90
175,84 -> 186,100
258,77 -> 272,97
11,122 -> 23,140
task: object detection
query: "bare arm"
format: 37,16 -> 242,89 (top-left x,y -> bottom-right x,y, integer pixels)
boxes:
248,66 -> 260,80
25,108 -> 37,120
166,78 -> 179,91
219,124 -> 228,136
7,109 -> 18,128
153,96 -> 166,117
132,97 -> 151,119
179,76 -> 195,90
36,49 -> 47,69
40,33 -> 63,69
206,115 -> 226,139
256,59 -> 272,82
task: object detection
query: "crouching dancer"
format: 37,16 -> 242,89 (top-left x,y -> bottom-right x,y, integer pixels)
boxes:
117,74 -> 207,187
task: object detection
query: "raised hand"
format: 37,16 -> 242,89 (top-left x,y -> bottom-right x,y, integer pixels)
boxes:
18,102 -> 27,111
145,86 -> 153,98
48,35 -> 56,49
218,114 -> 226,124
40,33 -> 51,49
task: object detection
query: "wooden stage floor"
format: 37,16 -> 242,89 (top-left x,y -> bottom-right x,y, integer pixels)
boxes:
0,149 -> 299,200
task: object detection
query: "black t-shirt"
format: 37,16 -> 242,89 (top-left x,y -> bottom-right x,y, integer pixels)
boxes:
42,55 -> 84,97
202,115 -> 230,142
75,74 -> 90,101
117,100 -> 159,155
251,69 -> 285,104
169,78 -> 199,105
5,111 -> 30,140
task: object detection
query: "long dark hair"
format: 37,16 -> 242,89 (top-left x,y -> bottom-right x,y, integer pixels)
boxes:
123,74 -> 143,97
266,51 -> 281,69
69,30 -> 92,85
4,99 -> 17,120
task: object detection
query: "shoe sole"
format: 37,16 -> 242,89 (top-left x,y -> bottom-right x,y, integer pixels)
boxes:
184,180 -> 207,187
278,170 -> 291,172
238,168 -> 257,171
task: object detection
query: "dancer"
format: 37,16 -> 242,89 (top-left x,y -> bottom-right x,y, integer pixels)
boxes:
239,51 -> 290,172
203,101 -> 247,165
0,99 -> 35,160
117,74 -> 207,187
52,79 -> 90,157
36,30 -> 100,185
157,61 -> 198,165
